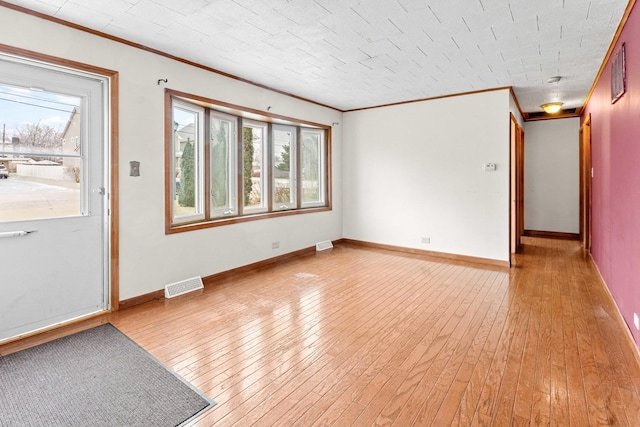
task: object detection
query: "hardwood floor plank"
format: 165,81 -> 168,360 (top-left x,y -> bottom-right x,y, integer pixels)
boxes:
580,266 -> 640,426
475,275 -> 528,420
491,292 -> 532,422
454,279 -> 511,424
561,290 -> 589,426
550,362 -> 570,425
457,351 -> 494,426
344,271 -> 478,425
381,269 -> 498,426
530,390 -> 551,427
573,296 -> 611,426
512,414 -> 529,426
572,272 -> 630,425
512,251 -> 544,422
301,280 -> 445,425
452,271 -> 509,384
331,401 -> 367,426
352,266 -> 472,409
291,257 -> 460,426
101,238 -> 640,427
430,380 -> 469,426
373,269 -> 498,426
216,257 -> 422,424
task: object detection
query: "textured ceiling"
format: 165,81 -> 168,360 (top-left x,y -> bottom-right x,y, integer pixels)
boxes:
1,0 -> 629,112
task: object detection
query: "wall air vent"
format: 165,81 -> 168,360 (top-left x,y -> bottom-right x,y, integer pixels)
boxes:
316,240 -> 333,251
164,276 -> 203,299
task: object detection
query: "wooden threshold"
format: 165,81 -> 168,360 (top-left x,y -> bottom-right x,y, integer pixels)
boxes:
524,229 -> 581,241
0,311 -> 110,356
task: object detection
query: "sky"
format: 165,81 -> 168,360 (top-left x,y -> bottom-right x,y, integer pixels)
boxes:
0,83 -> 80,143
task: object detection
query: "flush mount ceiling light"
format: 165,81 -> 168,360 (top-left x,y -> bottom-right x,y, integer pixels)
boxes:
541,76 -> 564,113
541,102 -> 564,114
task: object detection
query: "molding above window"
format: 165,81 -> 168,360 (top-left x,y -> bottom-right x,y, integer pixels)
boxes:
168,89 -> 328,129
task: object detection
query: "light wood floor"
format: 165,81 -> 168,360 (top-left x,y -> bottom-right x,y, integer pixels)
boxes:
110,237 -> 640,426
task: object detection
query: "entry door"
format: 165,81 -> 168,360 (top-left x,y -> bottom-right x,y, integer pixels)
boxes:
0,56 -> 108,341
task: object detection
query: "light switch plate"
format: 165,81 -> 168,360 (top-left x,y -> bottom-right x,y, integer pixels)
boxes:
130,160 -> 140,177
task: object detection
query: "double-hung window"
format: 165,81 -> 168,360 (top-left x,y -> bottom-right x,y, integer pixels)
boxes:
210,111 -> 237,218
272,125 -> 296,211
300,128 -> 326,208
166,90 -> 331,233
242,120 -> 268,213
172,100 -> 205,224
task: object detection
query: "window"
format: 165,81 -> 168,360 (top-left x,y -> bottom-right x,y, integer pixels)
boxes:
272,125 -> 296,210
301,129 -> 325,207
210,112 -> 236,218
171,100 -> 204,223
0,82 -> 84,222
165,90 -> 331,233
243,120 -> 267,213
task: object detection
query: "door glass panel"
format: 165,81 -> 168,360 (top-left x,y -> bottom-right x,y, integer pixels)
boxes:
0,83 -> 82,222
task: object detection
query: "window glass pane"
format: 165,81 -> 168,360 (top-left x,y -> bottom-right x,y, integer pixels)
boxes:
273,125 -> 296,209
243,123 -> 266,211
0,83 -> 83,222
173,104 -> 202,220
301,129 -> 323,205
211,114 -> 236,216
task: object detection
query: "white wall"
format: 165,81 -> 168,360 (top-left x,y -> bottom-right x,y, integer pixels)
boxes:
0,8 -> 343,300
343,90 -> 511,262
524,118 -> 579,234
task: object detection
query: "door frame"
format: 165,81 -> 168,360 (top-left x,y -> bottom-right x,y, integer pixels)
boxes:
0,45 -> 119,314
517,125 -> 524,251
579,114 -> 592,251
510,113 -> 524,261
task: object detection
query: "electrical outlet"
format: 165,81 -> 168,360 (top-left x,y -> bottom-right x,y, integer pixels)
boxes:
421,237 -> 430,244
634,313 -> 639,330
272,241 -> 280,249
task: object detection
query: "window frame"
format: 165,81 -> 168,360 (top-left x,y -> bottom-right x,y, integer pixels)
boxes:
272,124 -> 297,211
164,89 -> 332,234
300,128 -> 327,208
209,110 -> 237,219
170,99 -> 205,224
242,119 -> 269,214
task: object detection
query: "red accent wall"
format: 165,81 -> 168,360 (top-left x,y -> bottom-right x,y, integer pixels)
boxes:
583,0 -> 640,349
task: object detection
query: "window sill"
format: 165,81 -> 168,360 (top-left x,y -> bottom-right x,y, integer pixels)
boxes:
166,205 -> 332,234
